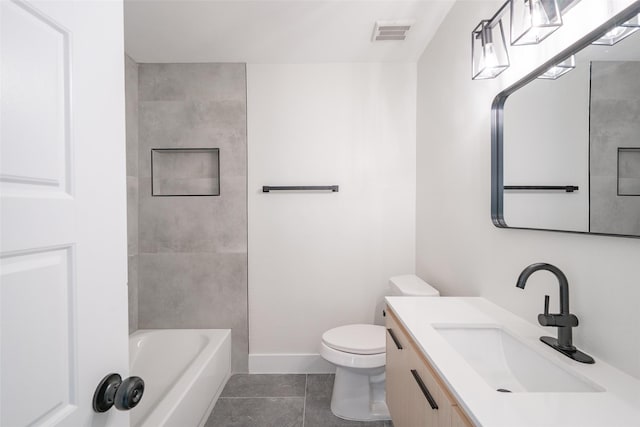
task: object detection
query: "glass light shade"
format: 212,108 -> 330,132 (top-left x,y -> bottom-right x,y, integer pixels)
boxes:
592,14 -> 640,46
472,20 -> 510,80
538,55 -> 575,79
511,0 -> 562,45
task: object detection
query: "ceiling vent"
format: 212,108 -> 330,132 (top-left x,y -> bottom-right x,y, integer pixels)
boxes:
372,20 -> 414,42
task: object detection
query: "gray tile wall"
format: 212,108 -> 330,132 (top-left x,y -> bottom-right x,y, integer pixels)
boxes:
125,54 -> 139,334
137,63 -> 248,372
590,61 -> 640,236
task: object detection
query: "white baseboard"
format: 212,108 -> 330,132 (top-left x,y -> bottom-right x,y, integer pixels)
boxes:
248,353 -> 336,374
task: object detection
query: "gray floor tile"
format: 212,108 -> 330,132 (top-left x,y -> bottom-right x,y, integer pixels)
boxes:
207,374 -> 392,427
221,374 -> 307,398
306,373 -> 334,398
206,397 -> 304,427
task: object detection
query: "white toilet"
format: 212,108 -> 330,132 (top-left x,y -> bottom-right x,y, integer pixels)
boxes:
320,274 -> 440,421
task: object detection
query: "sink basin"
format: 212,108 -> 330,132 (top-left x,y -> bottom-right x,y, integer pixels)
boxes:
434,326 -> 603,393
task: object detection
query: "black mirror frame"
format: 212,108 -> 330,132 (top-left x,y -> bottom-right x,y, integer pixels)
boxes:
491,2 -> 640,239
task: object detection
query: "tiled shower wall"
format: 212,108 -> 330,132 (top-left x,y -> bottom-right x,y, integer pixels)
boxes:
125,55 -> 139,334
125,62 -> 248,372
590,61 -> 640,236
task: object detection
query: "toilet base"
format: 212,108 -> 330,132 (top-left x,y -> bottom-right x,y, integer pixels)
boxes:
330,365 -> 391,421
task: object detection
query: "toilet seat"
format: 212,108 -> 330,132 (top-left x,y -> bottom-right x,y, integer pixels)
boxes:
320,342 -> 386,369
322,324 -> 386,355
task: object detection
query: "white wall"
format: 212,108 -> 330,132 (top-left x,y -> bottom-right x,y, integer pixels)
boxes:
503,61 -> 590,231
417,0 -> 640,379
248,63 -> 416,372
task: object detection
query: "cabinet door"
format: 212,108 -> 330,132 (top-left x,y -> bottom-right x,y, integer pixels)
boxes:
412,339 -> 475,427
386,310 -> 410,427
405,347 -> 439,427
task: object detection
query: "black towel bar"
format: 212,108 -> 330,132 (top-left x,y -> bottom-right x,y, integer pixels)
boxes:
262,185 -> 339,193
504,185 -> 579,193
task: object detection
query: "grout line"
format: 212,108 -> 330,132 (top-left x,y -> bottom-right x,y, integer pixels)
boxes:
302,374 -> 307,427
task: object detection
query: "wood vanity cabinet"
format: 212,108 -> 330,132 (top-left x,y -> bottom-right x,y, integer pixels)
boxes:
386,307 -> 474,427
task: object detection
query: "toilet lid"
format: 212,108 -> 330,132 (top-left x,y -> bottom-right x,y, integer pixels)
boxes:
322,324 -> 386,355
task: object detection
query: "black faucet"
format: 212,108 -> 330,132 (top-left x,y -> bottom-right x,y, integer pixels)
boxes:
516,263 -> 594,364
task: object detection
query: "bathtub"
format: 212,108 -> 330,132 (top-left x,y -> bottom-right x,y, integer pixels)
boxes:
129,329 -> 231,427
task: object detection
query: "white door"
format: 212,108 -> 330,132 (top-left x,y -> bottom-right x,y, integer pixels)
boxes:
0,0 -> 130,426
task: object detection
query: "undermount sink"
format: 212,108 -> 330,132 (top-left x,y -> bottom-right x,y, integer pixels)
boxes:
434,326 -> 603,393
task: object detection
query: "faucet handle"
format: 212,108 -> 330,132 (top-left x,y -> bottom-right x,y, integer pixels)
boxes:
544,294 -> 549,316
539,295 -> 554,326
538,295 -> 553,326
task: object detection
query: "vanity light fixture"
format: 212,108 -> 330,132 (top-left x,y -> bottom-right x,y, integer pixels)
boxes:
511,0 -> 563,46
592,13 -> 640,46
471,0 -> 571,80
472,19 -> 510,80
538,55 -> 575,79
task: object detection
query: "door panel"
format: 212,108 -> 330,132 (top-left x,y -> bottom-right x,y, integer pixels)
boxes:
1,247 -> 76,425
0,0 -> 70,195
1,0 -> 129,425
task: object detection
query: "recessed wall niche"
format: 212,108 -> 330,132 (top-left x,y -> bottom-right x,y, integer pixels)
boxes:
151,148 -> 220,196
618,148 -> 640,196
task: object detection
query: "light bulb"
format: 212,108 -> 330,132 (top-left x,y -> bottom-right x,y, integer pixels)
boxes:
602,26 -> 627,40
476,42 -> 501,78
520,2 -> 532,29
538,55 -> 575,80
530,0 -> 550,26
593,24 -> 640,46
482,43 -> 499,69
512,0 -> 562,45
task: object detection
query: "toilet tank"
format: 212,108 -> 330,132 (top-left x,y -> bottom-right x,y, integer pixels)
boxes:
389,275 -> 440,296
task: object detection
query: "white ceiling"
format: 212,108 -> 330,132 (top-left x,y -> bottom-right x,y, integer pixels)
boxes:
124,0 -> 456,63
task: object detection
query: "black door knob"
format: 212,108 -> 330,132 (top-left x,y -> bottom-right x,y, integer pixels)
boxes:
93,373 -> 145,413
115,376 -> 145,410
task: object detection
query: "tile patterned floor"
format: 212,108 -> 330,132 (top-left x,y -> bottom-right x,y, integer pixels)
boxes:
205,374 -> 394,427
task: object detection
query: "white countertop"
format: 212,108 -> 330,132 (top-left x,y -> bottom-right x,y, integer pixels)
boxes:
385,297 -> 640,427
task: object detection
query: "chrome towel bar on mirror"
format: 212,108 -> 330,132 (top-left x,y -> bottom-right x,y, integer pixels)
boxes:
262,185 -> 339,192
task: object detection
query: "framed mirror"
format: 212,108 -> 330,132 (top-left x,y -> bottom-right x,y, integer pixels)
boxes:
492,4 -> 640,238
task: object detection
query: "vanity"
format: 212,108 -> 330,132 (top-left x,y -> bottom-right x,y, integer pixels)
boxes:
384,297 -> 640,427
386,301 -> 474,427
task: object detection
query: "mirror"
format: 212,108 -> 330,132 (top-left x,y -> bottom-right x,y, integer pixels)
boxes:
492,6 -> 640,238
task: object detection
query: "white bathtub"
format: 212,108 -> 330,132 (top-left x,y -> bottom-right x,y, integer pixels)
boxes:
129,329 -> 231,427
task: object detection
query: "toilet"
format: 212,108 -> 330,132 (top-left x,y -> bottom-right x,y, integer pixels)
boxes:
320,274 -> 440,421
